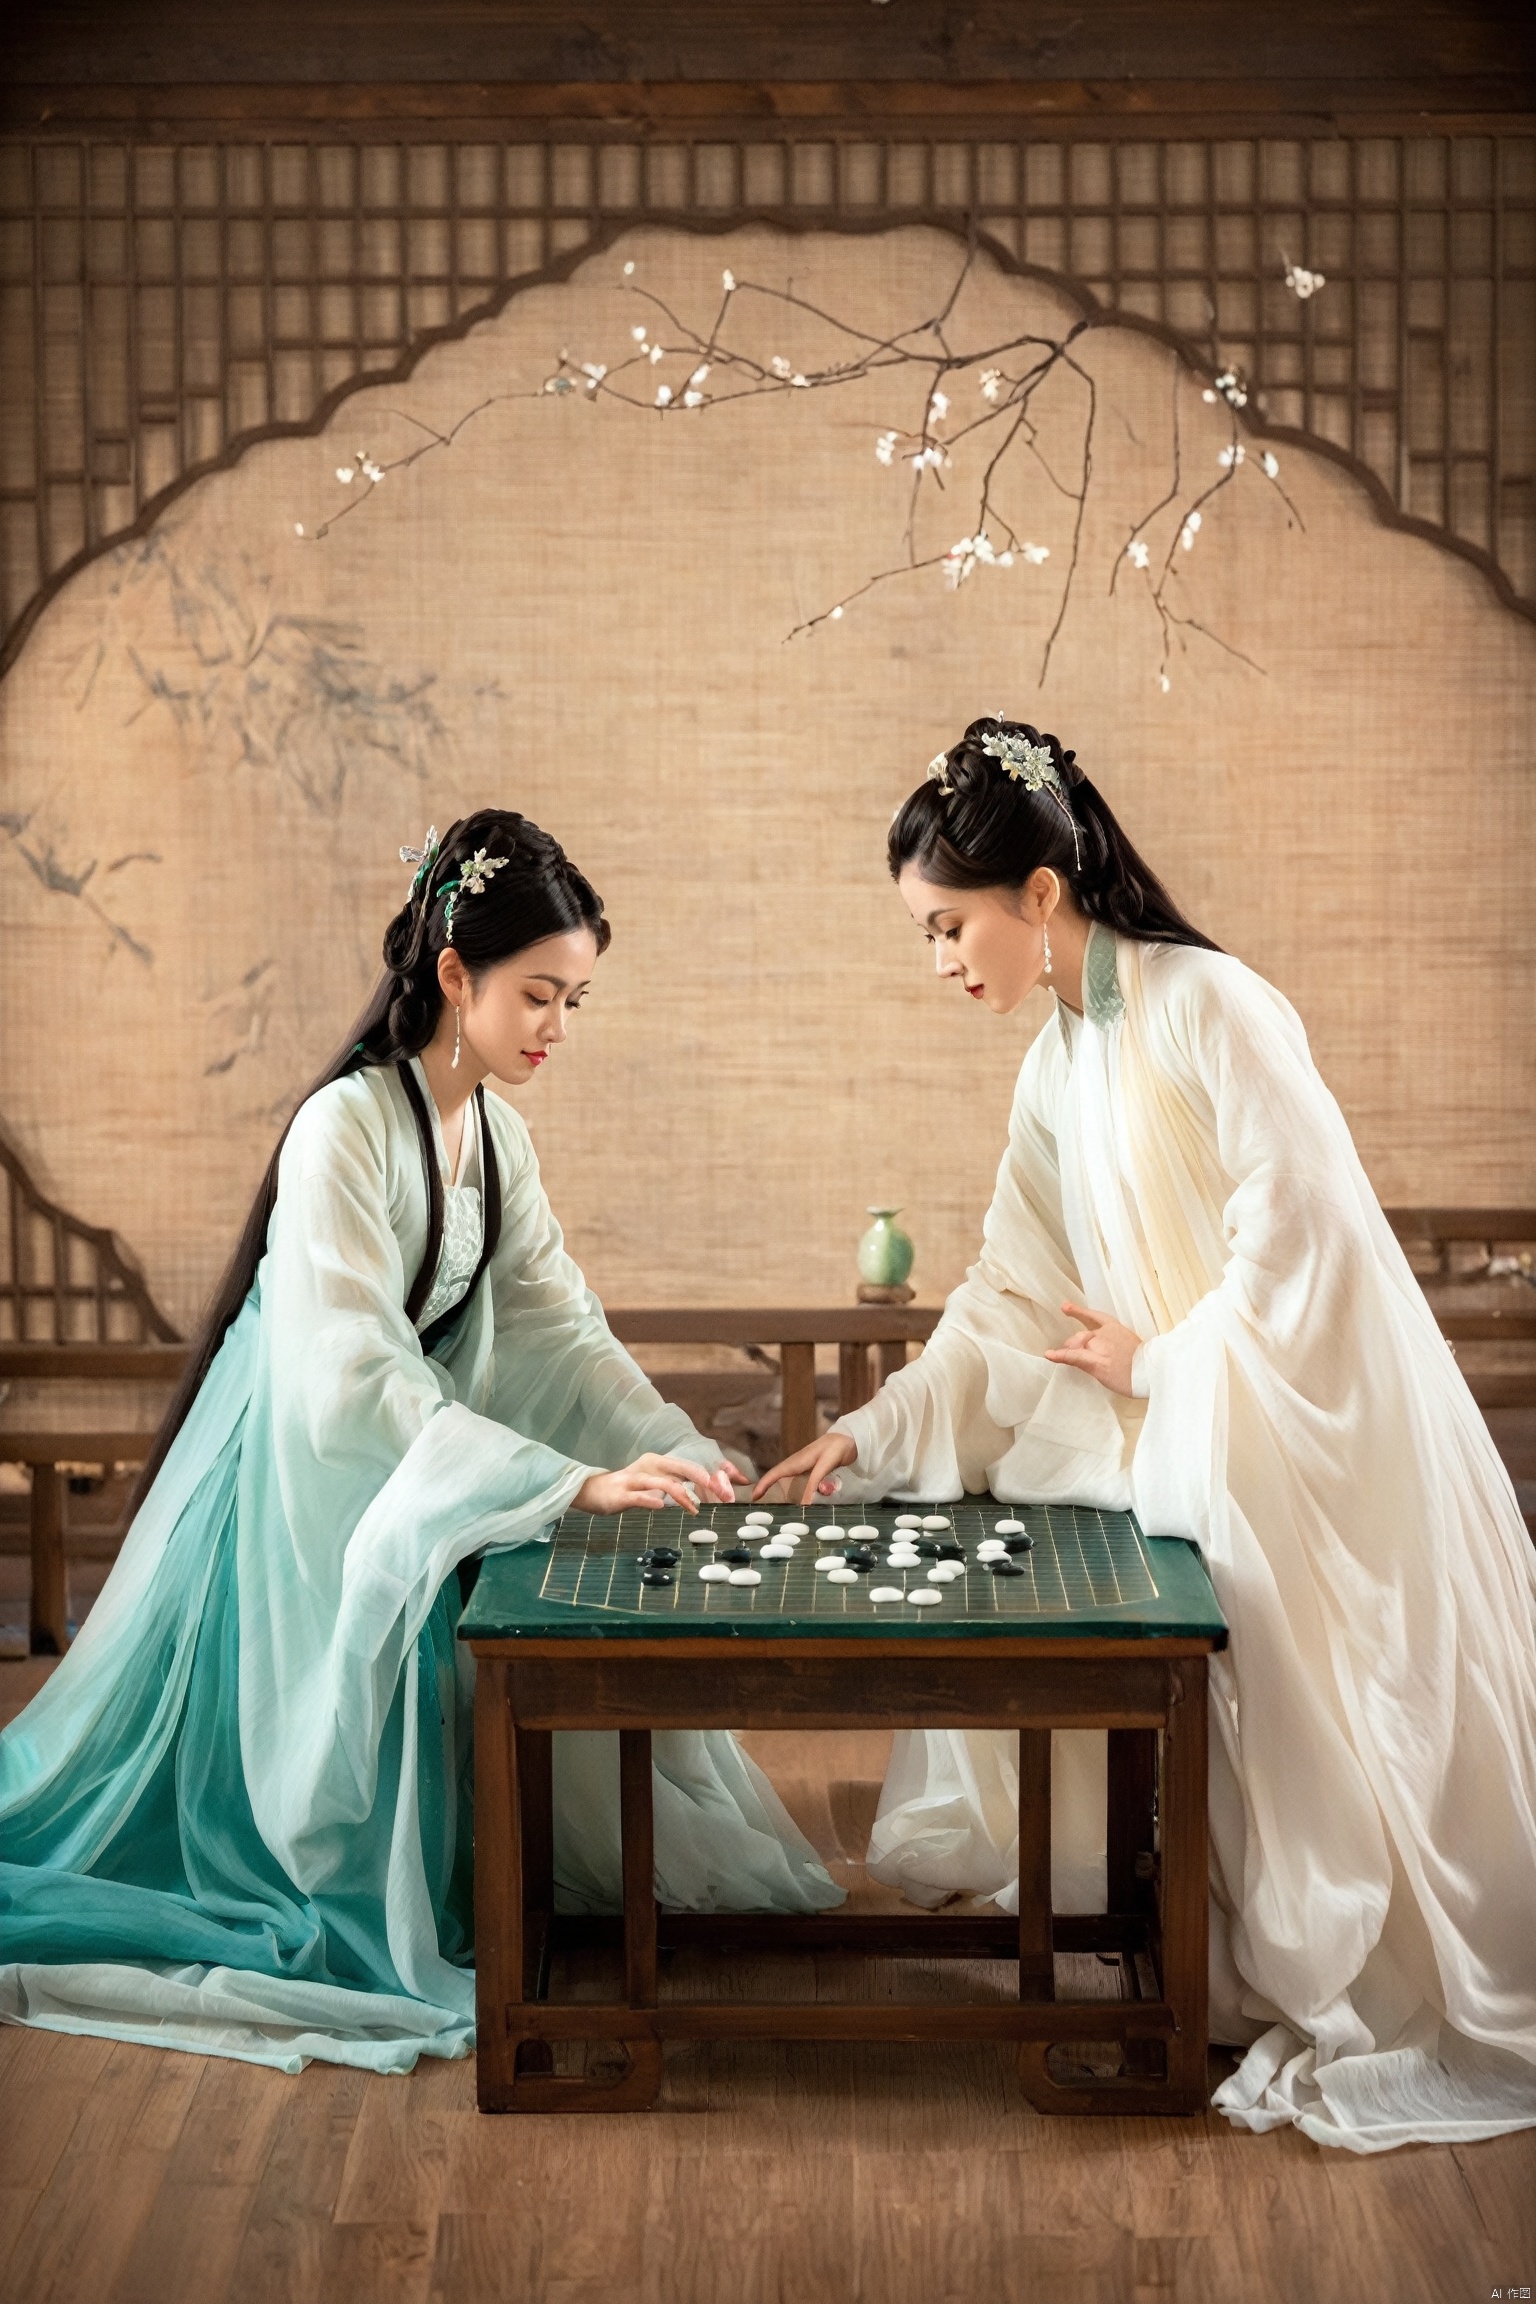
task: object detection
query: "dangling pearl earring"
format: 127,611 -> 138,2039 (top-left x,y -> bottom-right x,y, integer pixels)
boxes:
452,1004 -> 462,1069
1042,925 -> 1053,979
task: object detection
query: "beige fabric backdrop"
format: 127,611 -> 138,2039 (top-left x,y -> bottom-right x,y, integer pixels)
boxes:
1,226 -> 1532,1333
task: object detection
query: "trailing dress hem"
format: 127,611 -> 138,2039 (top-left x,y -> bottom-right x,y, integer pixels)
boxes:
833,927 -> 1536,2152
0,1064 -> 839,2073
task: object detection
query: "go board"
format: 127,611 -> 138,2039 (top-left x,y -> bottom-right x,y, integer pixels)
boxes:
460,1500 -> 1228,1646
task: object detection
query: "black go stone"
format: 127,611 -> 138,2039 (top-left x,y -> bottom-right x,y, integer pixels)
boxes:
914,1539 -> 942,1559
988,1559 -> 1028,1578
842,1546 -> 876,1569
645,1546 -> 680,1565
717,1545 -> 753,1566
1003,1535 -> 1035,1554
640,1569 -> 674,1587
937,1542 -> 965,1562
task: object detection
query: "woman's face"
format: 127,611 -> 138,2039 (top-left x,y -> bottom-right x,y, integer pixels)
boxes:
896,864 -> 1052,1017
460,927 -> 600,1085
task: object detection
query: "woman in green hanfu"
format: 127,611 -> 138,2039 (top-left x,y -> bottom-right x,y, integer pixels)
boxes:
0,810 -> 838,2073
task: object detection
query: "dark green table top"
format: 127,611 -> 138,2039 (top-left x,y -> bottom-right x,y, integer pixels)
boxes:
459,1500 -> 1227,1646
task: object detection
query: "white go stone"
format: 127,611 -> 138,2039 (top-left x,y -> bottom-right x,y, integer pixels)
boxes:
848,1525 -> 880,1541
814,1555 -> 841,1574
743,1511 -> 773,1526
906,1588 -> 943,1606
928,1564 -> 964,1583
689,1530 -> 719,1545
869,1587 -> 905,1604
778,1522 -> 810,1537
815,1524 -> 842,1540
759,1543 -> 794,1560
728,1567 -> 762,1586
921,1515 -> 952,1530
887,1556 -> 921,1571
827,1566 -> 859,1584
698,1564 -> 730,1582
993,1518 -> 1025,1535
893,1514 -> 922,1529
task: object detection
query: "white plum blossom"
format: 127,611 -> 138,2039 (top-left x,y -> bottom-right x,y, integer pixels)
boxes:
335,464 -> 354,483
909,445 -> 946,472
1284,260 -> 1326,299
690,365 -> 710,385
631,325 -> 648,342
1020,541 -> 1050,564
623,259 -> 636,276
771,354 -> 792,377
1261,450 -> 1280,479
791,373 -> 809,388
1159,671 -> 1171,692
722,269 -> 736,292
979,368 -> 1002,402
875,430 -> 898,465
830,604 -> 844,619
1218,443 -> 1247,469
683,388 -> 703,407
929,389 -> 950,421
942,530 -> 1019,587
581,361 -> 607,384
649,343 -> 664,365
656,384 -> 673,406
294,522 -> 305,535
1126,538 -> 1150,570
1180,510 -> 1203,550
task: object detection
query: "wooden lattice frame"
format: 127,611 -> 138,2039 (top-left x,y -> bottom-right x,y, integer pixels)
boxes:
0,125 -> 1533,674
0,1128 -> 180,1343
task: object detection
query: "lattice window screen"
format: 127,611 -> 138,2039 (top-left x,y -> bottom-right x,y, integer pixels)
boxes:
2,130 -> 1533,666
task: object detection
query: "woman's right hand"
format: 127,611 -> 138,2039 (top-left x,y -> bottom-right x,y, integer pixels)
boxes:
753,1431 -> 858,1507
574,1454 -> 727,1516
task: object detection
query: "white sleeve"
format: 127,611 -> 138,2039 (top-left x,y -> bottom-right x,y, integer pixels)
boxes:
832,1026 -> 1132,1504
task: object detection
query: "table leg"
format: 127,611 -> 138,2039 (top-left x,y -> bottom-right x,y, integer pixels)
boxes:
518,1727 -> 554,1996
1156,1656 -> 1210,2110
876,1340 -> 907,1386
29,1464 -> 67,1657
1017,1728 -> 1054,2002
620,1729 -> 658,2008
1107,1727 -> 1158,1917
474,1657 -> 519,2110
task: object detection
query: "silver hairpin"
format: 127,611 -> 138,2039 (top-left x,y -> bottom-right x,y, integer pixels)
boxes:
399,825 -> 440,890
982,725 -> 1082,867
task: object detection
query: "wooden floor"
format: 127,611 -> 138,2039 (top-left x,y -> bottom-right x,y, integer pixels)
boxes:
1,1662 -> 1533,2304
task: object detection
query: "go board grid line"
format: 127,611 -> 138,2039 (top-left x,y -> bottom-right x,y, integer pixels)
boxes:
537,1503 -> 1158,1619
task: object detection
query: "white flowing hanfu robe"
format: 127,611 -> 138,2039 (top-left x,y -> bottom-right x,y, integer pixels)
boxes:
0,1061 -> 838,2073
831,924 -> 1536,2151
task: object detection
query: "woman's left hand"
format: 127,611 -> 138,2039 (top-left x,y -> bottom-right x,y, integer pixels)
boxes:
1043,1301 -> 1142,1397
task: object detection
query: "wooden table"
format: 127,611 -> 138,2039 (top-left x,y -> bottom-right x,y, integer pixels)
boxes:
459,1500 -> 1227,2117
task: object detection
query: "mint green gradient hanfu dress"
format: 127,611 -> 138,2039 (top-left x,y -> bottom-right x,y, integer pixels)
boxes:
0,1062 -> 838,2072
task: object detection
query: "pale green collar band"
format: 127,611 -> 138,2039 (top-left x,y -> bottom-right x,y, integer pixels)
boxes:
1083,919 -> 1126,1027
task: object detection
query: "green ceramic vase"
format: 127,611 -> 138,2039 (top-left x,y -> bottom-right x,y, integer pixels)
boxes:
857,1207 -> 914,1289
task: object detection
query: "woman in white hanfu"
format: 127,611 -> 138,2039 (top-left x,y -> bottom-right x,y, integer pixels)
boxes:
0,809 -> 838,2075
761,718 -> 1536,2153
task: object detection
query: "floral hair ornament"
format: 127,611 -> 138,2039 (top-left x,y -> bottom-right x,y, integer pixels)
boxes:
981,727 -> 1063,795
399,825 -> 441,895
438,847 -> 510,942
926,751 -> 954,796
981,720 -> 1082,868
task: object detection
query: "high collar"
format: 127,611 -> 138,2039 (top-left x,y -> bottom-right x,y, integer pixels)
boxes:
1057,920 -> 1125,1049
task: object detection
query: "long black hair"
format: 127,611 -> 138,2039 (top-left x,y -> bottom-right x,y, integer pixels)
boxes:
130,808 -> 610,1511
888,716 -> 1220,952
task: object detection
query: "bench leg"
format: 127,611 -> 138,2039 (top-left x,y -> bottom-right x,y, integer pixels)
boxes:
29,1465 -> 67,1656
